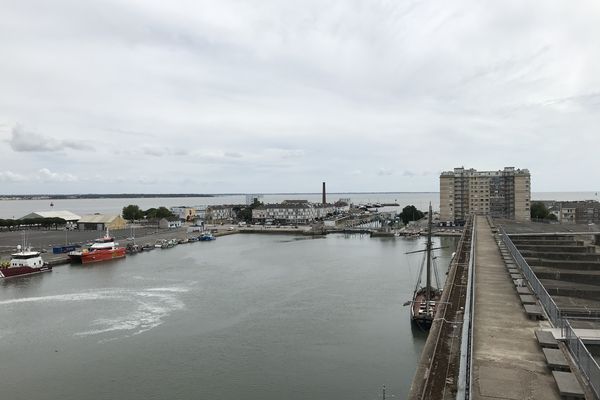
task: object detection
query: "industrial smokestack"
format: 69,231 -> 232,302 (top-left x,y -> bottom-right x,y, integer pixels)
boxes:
322,182 -> 326,204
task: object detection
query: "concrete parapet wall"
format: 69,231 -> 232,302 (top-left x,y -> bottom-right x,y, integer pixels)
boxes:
522,251 -> 600,262
534,268 -> 600,286
527,258 -> 600,270
511,240 -> 585,247
515,244 -> 593,253
543,284 -> 600,301
526,258 -> 600,271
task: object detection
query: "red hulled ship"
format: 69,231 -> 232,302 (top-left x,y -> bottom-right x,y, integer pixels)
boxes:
0,246 -> 52,279
68,229 -> 126,264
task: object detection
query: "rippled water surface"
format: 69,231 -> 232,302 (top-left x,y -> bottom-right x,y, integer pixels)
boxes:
0,233 -> 456,400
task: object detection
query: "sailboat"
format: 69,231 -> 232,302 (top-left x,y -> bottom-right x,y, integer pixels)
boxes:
406,203 -> 443,329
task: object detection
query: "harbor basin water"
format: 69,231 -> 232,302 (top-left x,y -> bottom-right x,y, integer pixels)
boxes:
0,233 -> 456,400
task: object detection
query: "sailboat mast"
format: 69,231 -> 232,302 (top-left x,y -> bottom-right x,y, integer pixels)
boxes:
425,203 -> 433,306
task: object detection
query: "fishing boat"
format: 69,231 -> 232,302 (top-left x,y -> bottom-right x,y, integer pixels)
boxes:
0,245 -> 52,278
199,232 -> 215,241
68,229 -> 126,264
141,243 -> 155,251
125,243 -> 141,254
406,204 -> 443,329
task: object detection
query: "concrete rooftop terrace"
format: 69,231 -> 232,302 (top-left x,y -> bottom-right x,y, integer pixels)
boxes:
472,216 -> 561,399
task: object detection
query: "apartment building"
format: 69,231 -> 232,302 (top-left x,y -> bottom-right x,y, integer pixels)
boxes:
205,205 -> 237,223
560,200 -> 600,224
252,201 -> 335,225
440,167 -> 531,222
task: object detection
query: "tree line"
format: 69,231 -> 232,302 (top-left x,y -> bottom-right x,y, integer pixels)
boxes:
0,217 -> 67,230
122,205 -> 176,221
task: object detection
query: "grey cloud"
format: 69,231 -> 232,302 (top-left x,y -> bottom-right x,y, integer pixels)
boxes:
141,146 -> 188,157
377,168 -> 393,176
1,1 -> 599,192
36,168 -> 78,182
0,168 -> 77,183
0,170 -> 27,182
9,125 -> 92,152
142,146 -> 167,157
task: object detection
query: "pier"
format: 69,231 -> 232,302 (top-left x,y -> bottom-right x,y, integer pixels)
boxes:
409,216 -> 600,400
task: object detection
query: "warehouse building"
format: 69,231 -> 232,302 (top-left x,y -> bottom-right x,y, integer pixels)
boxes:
77,214 -> 127,231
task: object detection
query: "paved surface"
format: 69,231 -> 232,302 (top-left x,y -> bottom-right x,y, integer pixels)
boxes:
472,216 -> 560,400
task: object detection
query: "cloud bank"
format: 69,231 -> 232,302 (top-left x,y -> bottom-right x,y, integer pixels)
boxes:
0,0 -> 599,194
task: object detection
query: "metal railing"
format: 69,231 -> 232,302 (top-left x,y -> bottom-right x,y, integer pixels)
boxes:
499,226 -> 563,327
564,320 -> 600,399
456,215 -> 477,399
500,227 -> 600,400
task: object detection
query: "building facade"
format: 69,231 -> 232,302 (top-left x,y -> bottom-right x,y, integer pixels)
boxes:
170,206 -> 197,221
77,214 -> 127,231
205,205 -> 236,223
560,200 -> 600,224
440,167 -> 531,222
252,201 -> 335,225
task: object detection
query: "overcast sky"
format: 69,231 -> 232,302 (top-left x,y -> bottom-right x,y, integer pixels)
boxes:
1,0 -> 599,194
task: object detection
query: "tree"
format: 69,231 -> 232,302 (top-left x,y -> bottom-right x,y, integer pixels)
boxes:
236,199 -> 264,223
144,208 -> 158,219
530,202 -> 554,220
399,205 -> 425,225
123,204 -> 144,221
155,206 -> 175,219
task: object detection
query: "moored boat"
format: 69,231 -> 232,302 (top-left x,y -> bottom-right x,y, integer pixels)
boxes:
0,245 -> 52,279
125,243 -> 141,254
141,243 -> 155,251
199,232 -> 215,241
68,229 -> 126,264
406,204 -> 443,330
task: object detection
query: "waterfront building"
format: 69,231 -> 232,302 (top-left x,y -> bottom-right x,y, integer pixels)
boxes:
313,203 -> 335,218
77,214 -> 127,231
170,206 -> 197,221
440,166 -> 531,222
252,202 -> 315,225
159,217 -> 182,229
252,200 -> 336,225
334,200 -> 350,214
205,205 -> 237,223
20,210 -> 81,229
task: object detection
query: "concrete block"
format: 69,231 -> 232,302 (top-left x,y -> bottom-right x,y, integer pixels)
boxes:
551,371 -> 584,399
519,294 -> 537,304
516,286 -> 532,295
510,273 -> 524,280
524,304 -> 543,320
543,348 -> 570,371
535,330 -> 559,349
508,268 -> 520,274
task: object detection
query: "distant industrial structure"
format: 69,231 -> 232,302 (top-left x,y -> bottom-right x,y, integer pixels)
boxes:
440,167 -> 531,222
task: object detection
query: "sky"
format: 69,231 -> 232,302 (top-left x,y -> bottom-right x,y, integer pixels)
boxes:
1,0 -> 599,194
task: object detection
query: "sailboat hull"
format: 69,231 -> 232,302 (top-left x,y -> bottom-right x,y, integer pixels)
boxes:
411,288 -> 442,329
